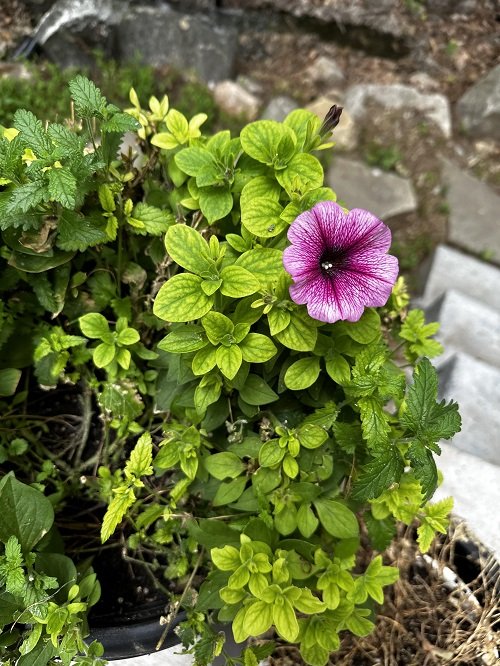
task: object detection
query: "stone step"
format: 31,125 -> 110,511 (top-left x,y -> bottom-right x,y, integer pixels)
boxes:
434,443 -> 500,555
421,244 -> 500,311
425,289 -> 500,370
438,351 -> 500,466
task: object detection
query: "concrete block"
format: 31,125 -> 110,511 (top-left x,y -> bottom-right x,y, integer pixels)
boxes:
438,352 -> 500,465
442,159 -> 500,262
327,157 -> 417,220
434,443 -> 500,556
426,289 -> 500,370
421,244 -> 500,311
114,645 -> 193,665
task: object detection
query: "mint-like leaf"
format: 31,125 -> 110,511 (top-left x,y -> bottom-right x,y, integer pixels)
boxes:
69,75 -> 107,118
351,447 -> 404,501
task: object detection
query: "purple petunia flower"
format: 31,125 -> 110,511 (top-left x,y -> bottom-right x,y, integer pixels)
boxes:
283,201 -> 399,324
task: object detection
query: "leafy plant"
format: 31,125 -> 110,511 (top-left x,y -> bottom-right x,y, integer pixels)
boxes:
0,75 -> 460,666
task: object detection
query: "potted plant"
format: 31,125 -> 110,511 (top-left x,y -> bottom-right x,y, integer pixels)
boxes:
0,76 -> 462,666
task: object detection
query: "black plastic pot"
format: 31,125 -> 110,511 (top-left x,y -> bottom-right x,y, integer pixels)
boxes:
88,599 -> 187,660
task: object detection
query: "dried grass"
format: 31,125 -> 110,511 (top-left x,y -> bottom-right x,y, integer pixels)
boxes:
268,521 -> 500,666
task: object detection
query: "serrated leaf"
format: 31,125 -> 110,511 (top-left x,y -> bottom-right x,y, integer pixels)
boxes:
102,112 -> 140,133
7,180 -> 46,214
69,75 -> 107,117
101,487 -> 135,542
407,441 -> 438,502
13,109 -> 52,157
359,395 -> 391,448
48,166 -> 77,208
365,513 -> 396,551
125,433 -> 153,479
57,210 -> 108,251
351,448 -> 404,501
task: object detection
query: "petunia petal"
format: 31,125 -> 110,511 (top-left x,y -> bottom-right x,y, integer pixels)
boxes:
283,243 -> 321,280
346,208 -> 392,253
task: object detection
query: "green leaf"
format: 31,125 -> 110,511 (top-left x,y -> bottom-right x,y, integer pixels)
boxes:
242,197 -> 286,238
239,374 -> 279,405
7,180 -> 45,214
216,344 -> 243,380
273,598 -> 299,642
57,210 -> 108,251
188,519 -> 240,549
259,440 -> 286,467
69,75 -> 106,117
101,487 -> 135,542
339,308 -> 381,344
13,109 -> 52,157
407,440 -> 438,502
175,146 -> 215,176
199,187 -> 233,223
93,342 -> 115,368
359,395 -> 391,449
0,475 -> 54,552
239,333 -> 277,363
235,248 -> 284,287
325,352 -> 351,384
240,120 -> 284,164
351,448 -> 404,501
213,477 -> 247,506
0,368 -> 22,397
47,167 -> 77,208
205,452 -> 245,480
79,312 -> 109,338
284,357 -> 321,390
202,311 -> 234,344
154,273 -> 214,322
125,432 -> 153,479
313,499 -> 359,539
297,503 -> 319,538
130,203 -> 174,236
165,224 -> 215,276
275,153 -> 323,196
240,176 -> 281,210
158,326 -> 207,353
401,358 -> 461,444
275,312 -> 318,352
365,513 -> 396,551
298,423 -> 328,449
220,265 -> 260,297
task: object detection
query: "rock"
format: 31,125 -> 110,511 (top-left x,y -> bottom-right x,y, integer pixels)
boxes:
425,290 -> 500,370
408,71 -> 440,92
456,64 -> 500,140
213,80 -> 260,120
327,157 -> 417,219
438,351 -> 500,466
306,96 -> 358,151
236,75 -> 264,97
41,17 -> 116,69
421,245 -> 500,311
424,0 -> 482,15
305,56 -> 345,88
0,62 -> 32,81
344,83 -> 452,137
115,5 -> 239,84
260,96 -> 298,122
442,159 -> 500,262
434,442 -> 500,555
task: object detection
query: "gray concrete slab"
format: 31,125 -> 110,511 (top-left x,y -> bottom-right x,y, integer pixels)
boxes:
111,645 -> 193,665
421,245 -> 500,310
438,352 -> 500,465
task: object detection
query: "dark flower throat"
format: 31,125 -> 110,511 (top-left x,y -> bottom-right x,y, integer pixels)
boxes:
320,247 -> 347,277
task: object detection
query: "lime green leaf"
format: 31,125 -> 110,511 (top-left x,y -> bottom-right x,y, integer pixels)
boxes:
243,600 -> 274,638
205,452 -> 245,480
166,109 -> 189,143
158,326 -> 207,353
211,545 -> 240,571
93,342 -> 116,368
79,312 -> 109,338
192,345 -> 218,375
363,555 -> 399,604
275,153 -> 323,196
98,184 -> 115,212
314,499 -> 359,539
235,248 -> 284,287
351,448 -> 404,501
239,333 -> 277,363
199,187 -> 233,223
241,197 -> 286,238
130,203 -> 174,236
220,265 -> 261,297
165,224 -> 214,276
284,357 -> 321,390
154,273 -> 214,322
117,327 -> 140,346
418,497 -> 453,552
194,375 -> 222,415
240,176 -> 281,210
273,598 -> 299,642
240,120 -> 284,164
125,432 -> 153,479
202,311 -> 234,344
175,146 -> 215,176
275,312 -> 318,352
101,487 -> 135,542
268,308 -> 291,336
216,344 -> 243,380
400,309 -> 443,361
